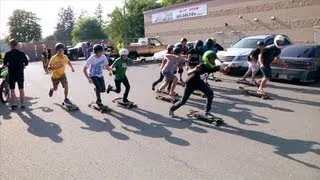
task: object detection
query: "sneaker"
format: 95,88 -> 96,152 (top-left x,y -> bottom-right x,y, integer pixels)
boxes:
169,110 -> 175,117
49,89 -> 53,97
64,98 -> 71,104
21,105 -> 25,109
11,105 -> 18,110
257,89 -> 265,95
152,85 -> 155,91
106,85 -> 112,94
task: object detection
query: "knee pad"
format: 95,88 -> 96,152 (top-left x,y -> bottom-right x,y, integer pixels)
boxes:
178,68 -> 183,74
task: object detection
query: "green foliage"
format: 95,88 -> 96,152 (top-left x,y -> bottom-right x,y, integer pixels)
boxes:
95,3 -> 104,26
72,17 -> 107,42
8,9 -> 42,42
78,9 -> 89,20
161,0 -> 189,7
106,7 -> 125,42
53,6 -> 75,43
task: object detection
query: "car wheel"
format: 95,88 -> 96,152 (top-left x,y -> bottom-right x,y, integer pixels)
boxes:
71,53 -> 78,61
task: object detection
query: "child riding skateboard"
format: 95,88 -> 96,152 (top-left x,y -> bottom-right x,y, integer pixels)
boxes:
83,44 -> 112,109
106,48 -> 133,104
169,50 -> 220,117
48,43 -> 75,104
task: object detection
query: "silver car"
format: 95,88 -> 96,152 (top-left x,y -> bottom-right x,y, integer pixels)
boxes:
271,44 -> 320,83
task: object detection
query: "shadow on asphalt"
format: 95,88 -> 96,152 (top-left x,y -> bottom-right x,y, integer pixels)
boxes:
53,103 -> 129,141
108,108 -> 191,146
210,124 -> 320,170
15,97 -> 63,143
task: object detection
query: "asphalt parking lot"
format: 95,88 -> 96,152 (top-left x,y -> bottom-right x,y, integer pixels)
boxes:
1,61 -> 319,179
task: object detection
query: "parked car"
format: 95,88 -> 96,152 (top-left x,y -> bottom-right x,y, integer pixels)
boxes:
271,44 -> 320,83
153,42 -> 195,61
67,42 -> 87,60
217,34 -> 293,73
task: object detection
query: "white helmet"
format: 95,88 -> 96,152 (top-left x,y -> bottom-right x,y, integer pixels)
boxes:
119,48 -> 129,56
274,35 -> 285,48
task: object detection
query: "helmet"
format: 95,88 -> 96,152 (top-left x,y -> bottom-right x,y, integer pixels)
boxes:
93,44 -> 104,53
274,35 -> 285,48
203,50 -> 217,69
257,41 -> 265,46
173,47 -> 182,54
206,38 -> 214,45
211,38 -> 216,42
195,40 -> 204,48
55,43 -> 65,51
180,38 -> 187,42
119,48 -> 129,56
167,45 -> 174,53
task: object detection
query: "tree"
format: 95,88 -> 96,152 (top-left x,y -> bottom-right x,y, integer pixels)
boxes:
72,17 -> 107,42
106,7 -> 125,42
43,35 -> 56,41
161,0 -> 189,7
53,6 -> 75,44
8,9 -> 42,42
78,9 -> 88,20
95,3 -> 103,27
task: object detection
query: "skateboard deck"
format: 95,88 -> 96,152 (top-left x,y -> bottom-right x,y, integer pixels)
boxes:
159,91 -> 180,97
186,109 -> 225,126
112,97 -> 137,108
62,102 -> 79,111
192,90 -> 206,98
208,77 -> 222,82
239,86 -> 270,100
237,80 -> 259,87
88,102 -> 111,113
155,92 -> 180,103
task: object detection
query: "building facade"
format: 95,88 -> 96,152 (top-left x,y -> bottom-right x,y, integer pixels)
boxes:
143,0 -> 320,47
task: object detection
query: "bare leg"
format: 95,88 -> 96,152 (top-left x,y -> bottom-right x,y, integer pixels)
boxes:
10,89 -> 17,105
158,80 -> 168,92
169,77 -> 178,96
19,89 -> 25,105
64,86 -> 68,99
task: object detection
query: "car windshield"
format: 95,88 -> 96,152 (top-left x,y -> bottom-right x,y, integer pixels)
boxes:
74,43 -> 83,48
280,46 -> 316,58
232,38 -> 264,48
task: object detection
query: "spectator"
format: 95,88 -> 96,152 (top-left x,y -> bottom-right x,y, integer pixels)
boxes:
117,40 -> 124,53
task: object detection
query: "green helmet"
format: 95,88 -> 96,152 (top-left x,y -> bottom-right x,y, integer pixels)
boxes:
203,50 -> 217,69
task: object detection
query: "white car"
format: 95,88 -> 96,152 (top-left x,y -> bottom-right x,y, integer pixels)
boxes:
217,34 -> 293,73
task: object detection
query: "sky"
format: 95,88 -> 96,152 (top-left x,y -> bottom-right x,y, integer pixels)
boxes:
0,0 -> 124,38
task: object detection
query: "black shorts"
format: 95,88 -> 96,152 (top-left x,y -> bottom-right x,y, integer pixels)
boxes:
91,76 -> 106,93
8,75 -> 24,89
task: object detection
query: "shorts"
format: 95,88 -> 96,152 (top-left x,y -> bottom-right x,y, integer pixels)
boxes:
91,76 -> 106,93
162,71 -> 176,81
248,61 -> 259,72
260,67 -> 272,78
51,74 -> 68,89
8,75 -> 24,89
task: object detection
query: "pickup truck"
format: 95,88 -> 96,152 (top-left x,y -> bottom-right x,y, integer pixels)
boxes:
107,37 -> 167,60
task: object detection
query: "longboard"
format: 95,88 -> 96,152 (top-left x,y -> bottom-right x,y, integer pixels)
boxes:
112,97 -> 137,109
237,80 -> 259,87
159,91 -> 180,97
239,86 -> 270,100
186,109 -> 225,126
155,92 -> 180,103
88,102 -> 111,113
62,102 -> 79,111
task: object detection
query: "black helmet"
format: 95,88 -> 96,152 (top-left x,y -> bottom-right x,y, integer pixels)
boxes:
167,44 -> 174,53
206,38 -> 214,45
173,47 -> 181,54
55,43 -> 65,51
257,41 -> 265,46
180,38 -> 187,43
195,40 -> 204,48
93,44 -> 104,53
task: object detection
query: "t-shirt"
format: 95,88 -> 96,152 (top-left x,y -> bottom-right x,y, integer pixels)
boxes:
213,43 -> 224,52
248,48 -> 261,61
161,54 -> 184,73
202,45 -> 215,54
176,44 -> 189,55
84,54 -> 109,77
3,49 -> 28,77
186,63 -> 219,84
188,48 -> 203,66
49,54 -> 69,79
261,45 -> 281,68
111,57 -> 131,80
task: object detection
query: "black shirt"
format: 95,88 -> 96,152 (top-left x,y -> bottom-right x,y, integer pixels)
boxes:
188,48 -> 202,66
248,48 -> 261,61
106,45 -> 114,52
261,45 -> 281,67
213,43 -> 224,52
3,49 -> 28,76
176,43 -> 189,55
186,63 -> 219,83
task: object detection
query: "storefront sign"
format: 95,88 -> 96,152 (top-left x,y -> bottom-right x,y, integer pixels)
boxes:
152,4 -> 207,23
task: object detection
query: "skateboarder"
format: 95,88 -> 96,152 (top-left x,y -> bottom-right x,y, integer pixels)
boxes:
152,44 -> 174,91
175,38 -> 189,86
3,39 -> 29,110
157,47 -> 185,98
239,41 -> 265,85
258,35 -> 287,94
83,44 -> 112,108
48,43 -> 75,104
169,50 -> 220,117
106,48 -> 133,104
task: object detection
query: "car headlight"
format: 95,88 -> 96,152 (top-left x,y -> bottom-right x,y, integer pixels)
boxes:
234,55 -> 248,61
